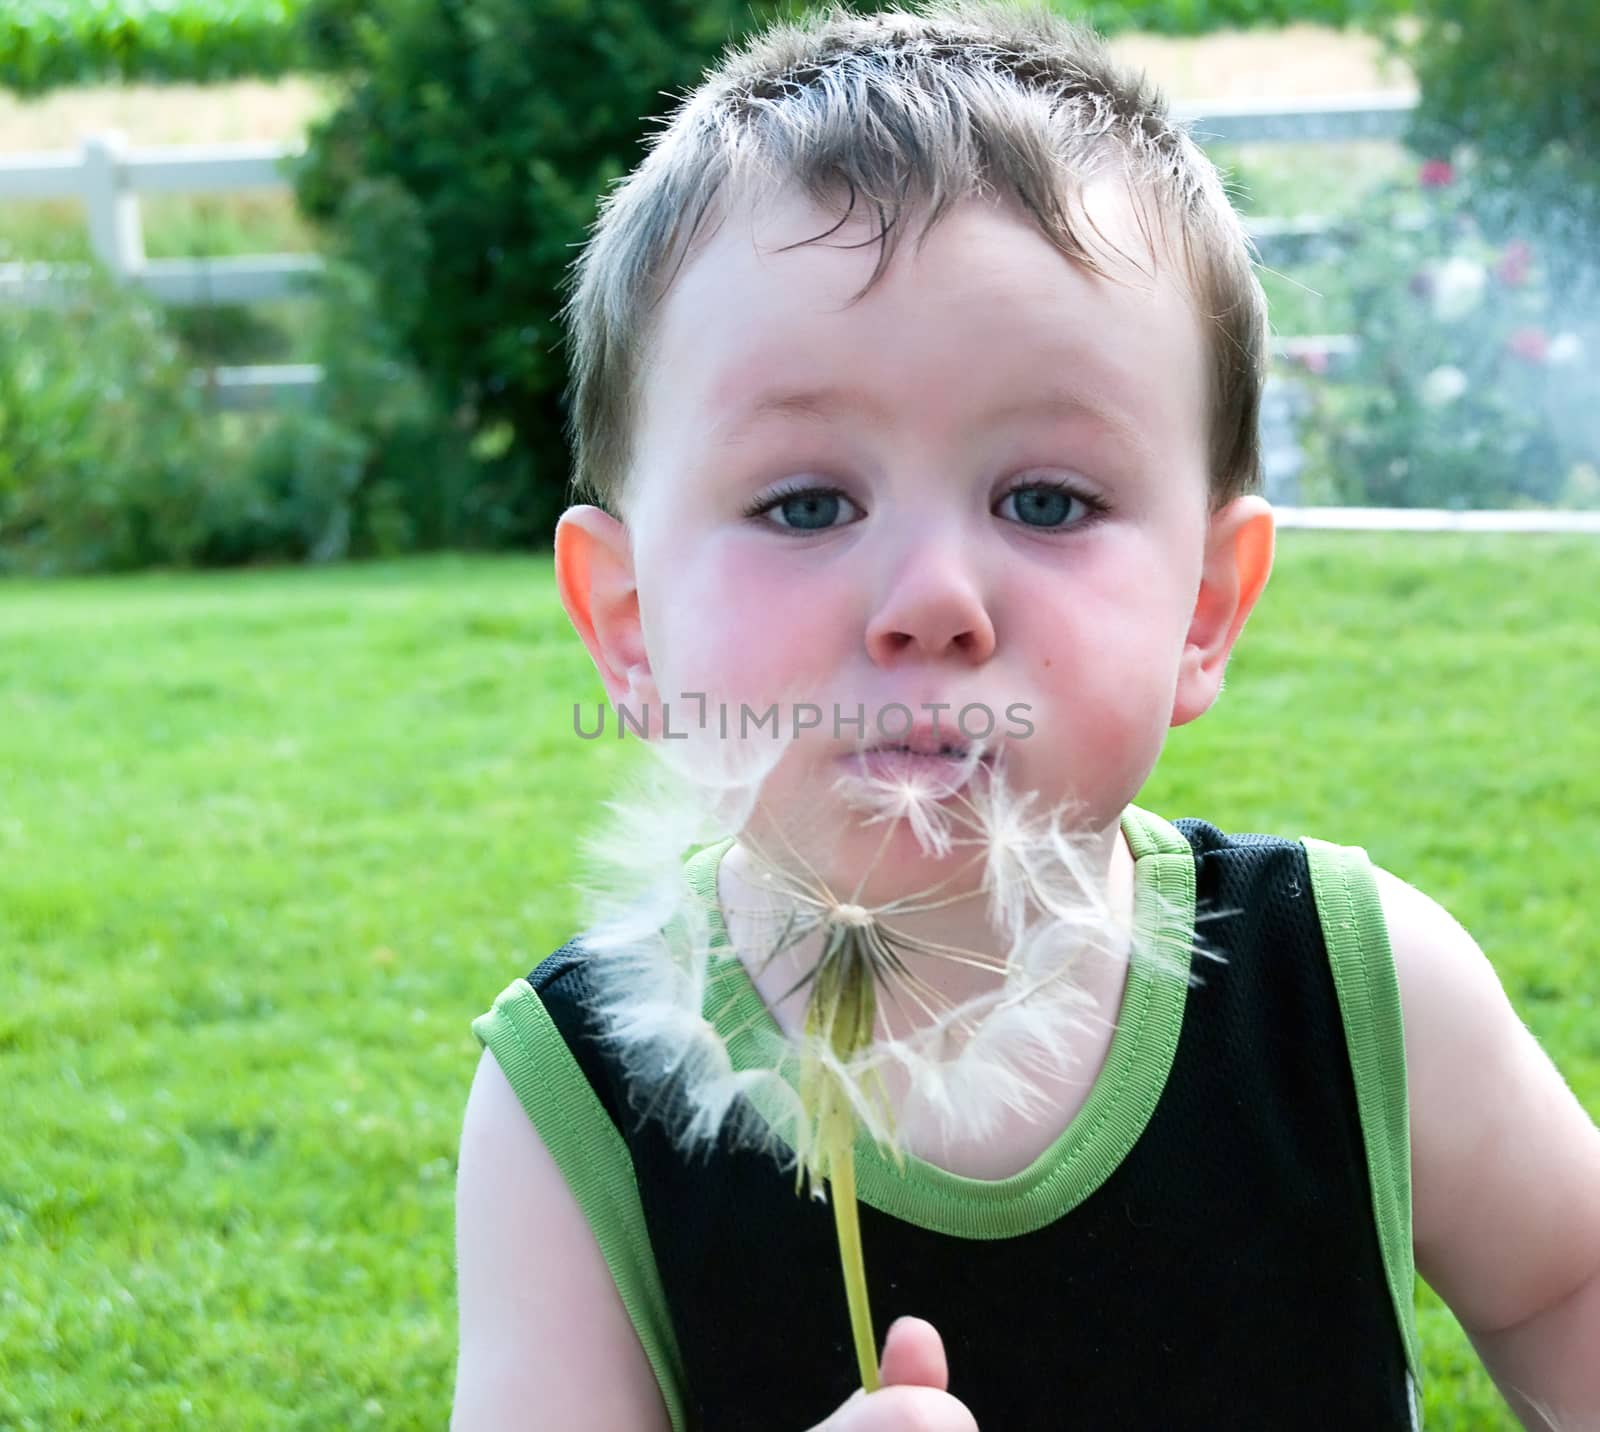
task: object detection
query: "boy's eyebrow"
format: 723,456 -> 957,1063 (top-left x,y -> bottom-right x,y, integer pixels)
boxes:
711,383 -> 1151,452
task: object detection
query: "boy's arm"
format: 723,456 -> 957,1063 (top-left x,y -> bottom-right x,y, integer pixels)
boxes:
453,1049 -> 673,1432
1379,869 -> 1600,1428
454,1049 -> 979,1432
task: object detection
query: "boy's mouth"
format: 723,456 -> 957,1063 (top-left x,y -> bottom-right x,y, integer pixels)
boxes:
860,722 -> 989,760
837,731 -> 995,797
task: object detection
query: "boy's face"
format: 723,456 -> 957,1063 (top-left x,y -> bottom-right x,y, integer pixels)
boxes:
560,179 -> 1271,885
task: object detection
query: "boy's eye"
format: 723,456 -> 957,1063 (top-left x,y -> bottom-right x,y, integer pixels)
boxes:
996,480 -> 1102,529
744,478 -> 1104,532
745,483 -> 859,531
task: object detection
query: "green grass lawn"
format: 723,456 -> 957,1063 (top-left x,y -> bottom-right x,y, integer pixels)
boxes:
3,535 -> 1597,1428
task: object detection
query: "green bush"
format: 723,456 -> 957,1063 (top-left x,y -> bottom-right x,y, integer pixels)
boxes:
1292,161 -> 1598,509
215,258 -> 493,563
1294,0 -> 1600,509
0,272 -> 228,573
294,0 -> 817,548
1385,0 -> 1599,300
0,0 -> 314,94
0,255 -> 481,572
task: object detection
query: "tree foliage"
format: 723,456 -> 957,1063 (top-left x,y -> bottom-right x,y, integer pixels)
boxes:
294,0 -> 816,546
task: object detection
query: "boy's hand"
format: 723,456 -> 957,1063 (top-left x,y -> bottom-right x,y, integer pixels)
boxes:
811,1317 -> 979,1431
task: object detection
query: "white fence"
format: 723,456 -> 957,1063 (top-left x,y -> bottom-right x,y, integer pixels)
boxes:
0,92 -> 1418,499
0,130 -> 324,413
0,131 -> 318,306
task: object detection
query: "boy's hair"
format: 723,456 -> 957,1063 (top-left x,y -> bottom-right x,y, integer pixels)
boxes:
562,0 -> 1268,516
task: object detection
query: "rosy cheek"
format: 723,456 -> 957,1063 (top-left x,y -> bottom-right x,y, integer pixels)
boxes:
661,549 -> 845,707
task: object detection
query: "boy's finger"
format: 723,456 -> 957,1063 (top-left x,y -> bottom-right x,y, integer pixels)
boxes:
877,1315 -> 949,1390
837,1387 -> 978,1432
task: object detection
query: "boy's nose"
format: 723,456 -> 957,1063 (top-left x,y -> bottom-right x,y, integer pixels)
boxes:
863,538 -> 996,667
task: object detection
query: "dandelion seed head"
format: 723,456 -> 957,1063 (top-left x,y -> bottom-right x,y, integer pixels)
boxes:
572,711 -> 1192,1192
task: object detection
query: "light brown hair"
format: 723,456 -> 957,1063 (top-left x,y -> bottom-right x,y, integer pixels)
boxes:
561,0 -> 1267,515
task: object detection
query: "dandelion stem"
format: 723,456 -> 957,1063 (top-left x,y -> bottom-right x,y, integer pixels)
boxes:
827,1132 -> 880,1393
801,927 -> 885,1395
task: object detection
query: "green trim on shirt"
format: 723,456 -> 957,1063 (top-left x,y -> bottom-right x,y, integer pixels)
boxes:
1302,836 -> 1424,1403
472,980 -> 692,1432
684,804 -> 1196,1238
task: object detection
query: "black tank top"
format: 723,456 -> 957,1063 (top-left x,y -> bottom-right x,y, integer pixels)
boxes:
477,810 -> 1421,1430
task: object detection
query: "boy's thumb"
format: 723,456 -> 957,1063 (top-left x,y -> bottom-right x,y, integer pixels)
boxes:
876,1315 -> 949,1391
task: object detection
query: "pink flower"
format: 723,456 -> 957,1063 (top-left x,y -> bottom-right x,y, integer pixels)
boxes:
1507,327 -> 1549,364
1419,158 -> 1455,188
1495,240 -> 1532,287
1295,346 -> 1329,375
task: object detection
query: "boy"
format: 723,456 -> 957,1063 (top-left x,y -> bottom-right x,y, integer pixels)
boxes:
453,3 -> 1600,1428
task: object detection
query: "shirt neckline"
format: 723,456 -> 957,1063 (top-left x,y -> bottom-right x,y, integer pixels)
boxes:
683,804 -> 1197,1238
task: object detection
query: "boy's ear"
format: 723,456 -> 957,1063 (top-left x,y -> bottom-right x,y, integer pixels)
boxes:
1171,496 -> 1275,728
553,505 -> 659,711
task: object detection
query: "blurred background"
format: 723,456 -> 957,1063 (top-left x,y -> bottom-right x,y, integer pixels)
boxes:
1,1 -> 1596,1427
2,0 -> 1597,567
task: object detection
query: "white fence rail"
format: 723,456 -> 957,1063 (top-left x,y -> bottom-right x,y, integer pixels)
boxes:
0,131 -> 318,307
1274,506 -> 1600,533
1172,92 -> 1414,143
0,96 -> 1413,439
